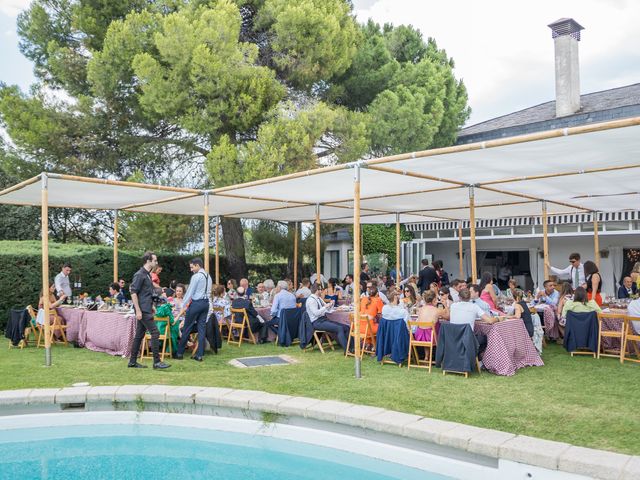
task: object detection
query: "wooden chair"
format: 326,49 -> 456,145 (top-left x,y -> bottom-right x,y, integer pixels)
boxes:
345,314 -> 376,359
597,312 -> 626,361
29,306 -> 68,347
228,308 -> 257,347
407,320 -> 437,373
26,306 -> 42,348
213,306 -> 228,336
443,359 -> 481,378
306,329 -> 335,354
141,316 -> 171,362
621,315 -> 640,365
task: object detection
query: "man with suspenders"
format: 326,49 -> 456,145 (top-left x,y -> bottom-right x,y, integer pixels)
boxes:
174,257 -> 212,361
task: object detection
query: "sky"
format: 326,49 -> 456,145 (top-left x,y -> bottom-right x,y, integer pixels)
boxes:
1,0 -> 640,126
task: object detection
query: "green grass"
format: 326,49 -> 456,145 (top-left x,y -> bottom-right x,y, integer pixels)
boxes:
2,342 -> 639,455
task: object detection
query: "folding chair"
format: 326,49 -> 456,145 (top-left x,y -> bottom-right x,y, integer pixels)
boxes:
30,306 -> 68,347
621,315 -> 640,365
213,306 -> 228,336
407,320 -> 437,373
436,322 -> 481,378
228,307 -> 257,347
345,314 -> 375,358
141,316 -> 171,362
309,329 -> 335,353
597,312 -> 626,361
26,306 -> 42,347
564,311 -> 598,358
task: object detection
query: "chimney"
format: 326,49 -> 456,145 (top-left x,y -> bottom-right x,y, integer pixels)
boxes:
548,18 -> 584,117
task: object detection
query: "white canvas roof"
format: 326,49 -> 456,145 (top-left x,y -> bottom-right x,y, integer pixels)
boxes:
1,117 -> 638,224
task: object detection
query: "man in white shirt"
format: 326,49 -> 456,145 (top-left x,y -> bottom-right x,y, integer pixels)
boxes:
305,283 -> 349,350
450,288 -> 495,356
449,279 -> 466,303
295,278 -> 312,298
548,253 -> 585,290
469,285 -> 491,313
54,263 -> 73,299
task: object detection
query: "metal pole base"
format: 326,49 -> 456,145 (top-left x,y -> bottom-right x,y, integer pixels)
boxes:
45,347 -> 52,367
355,357 -> 362,378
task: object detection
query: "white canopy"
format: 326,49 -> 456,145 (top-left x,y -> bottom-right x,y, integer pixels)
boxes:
0,117 -> 638,223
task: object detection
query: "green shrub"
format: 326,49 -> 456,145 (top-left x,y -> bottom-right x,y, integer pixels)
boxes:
0,241 -> 311,330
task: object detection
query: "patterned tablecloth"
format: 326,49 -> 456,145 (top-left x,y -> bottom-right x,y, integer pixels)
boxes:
474,319 -> 544,376
57,308 -> 136,357
536,304 -> 560,340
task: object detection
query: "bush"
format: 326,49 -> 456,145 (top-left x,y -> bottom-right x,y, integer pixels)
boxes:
0,241 -> 312,331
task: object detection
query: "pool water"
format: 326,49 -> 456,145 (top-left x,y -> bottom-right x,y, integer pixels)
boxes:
0,423 -> 453,480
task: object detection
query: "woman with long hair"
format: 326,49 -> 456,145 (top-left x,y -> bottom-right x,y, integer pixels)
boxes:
479,271 -> 499,311
561,286 -> 601,317
324,277 -> 342,303
401,284 -> 418,309
583,261 -> 603,306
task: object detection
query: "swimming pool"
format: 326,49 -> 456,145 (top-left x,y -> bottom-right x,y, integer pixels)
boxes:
0,412 -> 462,480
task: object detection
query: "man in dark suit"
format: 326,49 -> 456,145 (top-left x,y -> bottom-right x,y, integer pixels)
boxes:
231,286 -> 267,341
618,276 -> 638,299
417,258 -> 438,293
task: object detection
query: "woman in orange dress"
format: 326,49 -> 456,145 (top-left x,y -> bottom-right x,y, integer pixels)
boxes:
360,284 -> 384,335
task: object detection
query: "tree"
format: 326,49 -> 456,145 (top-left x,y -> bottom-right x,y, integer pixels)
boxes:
2,0 -> 469,277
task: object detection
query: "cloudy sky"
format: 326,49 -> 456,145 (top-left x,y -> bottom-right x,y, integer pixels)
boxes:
1,0 -> 639,125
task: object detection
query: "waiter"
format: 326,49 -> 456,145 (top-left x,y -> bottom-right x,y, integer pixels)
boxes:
127,251 -> 171,370
175,257 -> 212,362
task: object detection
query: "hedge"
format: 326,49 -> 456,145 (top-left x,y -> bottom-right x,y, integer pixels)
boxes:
0,241 -> 311,331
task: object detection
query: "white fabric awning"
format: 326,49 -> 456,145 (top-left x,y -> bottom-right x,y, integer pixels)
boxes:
1,117 -> 638,223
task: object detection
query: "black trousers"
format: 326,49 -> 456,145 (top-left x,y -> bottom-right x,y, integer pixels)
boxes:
312,317 -> 350,350
261,316 -> 279,341
129,312 -> 160,364
177,299 -> 209,358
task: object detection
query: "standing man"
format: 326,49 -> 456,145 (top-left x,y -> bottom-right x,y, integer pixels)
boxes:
54,263 -> 73,299
175,257 -> 212,362
548,253 -> 585,290
417,258 -> 438,293
127,251 -> 170,370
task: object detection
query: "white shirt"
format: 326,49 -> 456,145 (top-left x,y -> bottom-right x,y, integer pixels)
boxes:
306,294 -> 329,323
54,272 -> 72,298
628,299 -> 640,334
450,289 -> 460,302
309,274 -> 326,285
550,263 -> 585,289
450,302 -> 486,330
381,304 -> 410,323
295,287 -> 311,298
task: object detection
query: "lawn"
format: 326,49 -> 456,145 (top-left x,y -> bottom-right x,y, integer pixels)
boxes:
1,342 -> 639,455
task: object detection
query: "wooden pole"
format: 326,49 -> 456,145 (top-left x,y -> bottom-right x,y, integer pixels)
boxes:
41,174 -> 52,367
203,193 -> 210,273
395,213 -> 401,285
215,217 -> 220,284
469,187 -> 477,284
458,222 -> 464,279
594,213 -> 600,268
315,204 -> 321,285
353,166 -> 362,378
113,210 -> 119,283
542,201 -> 549,281
293,221 -> 299,288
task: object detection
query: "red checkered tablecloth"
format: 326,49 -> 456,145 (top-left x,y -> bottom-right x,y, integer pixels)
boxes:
537,304 -> 559,339
57,308 -> 136,357
475,319 -> 544,376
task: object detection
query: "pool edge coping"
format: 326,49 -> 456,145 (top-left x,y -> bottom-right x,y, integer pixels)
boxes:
0,386 -> 636,480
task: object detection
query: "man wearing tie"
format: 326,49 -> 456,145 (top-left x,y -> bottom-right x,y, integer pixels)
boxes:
548,253 -> 585,289
174,257 -> 212,362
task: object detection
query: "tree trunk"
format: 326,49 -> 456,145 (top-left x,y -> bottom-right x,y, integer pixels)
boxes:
221,216 -> 247,280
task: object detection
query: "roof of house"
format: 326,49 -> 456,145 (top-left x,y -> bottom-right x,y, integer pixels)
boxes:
457,83 -> 640,144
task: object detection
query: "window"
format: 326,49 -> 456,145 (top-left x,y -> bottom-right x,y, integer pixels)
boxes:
328,250 -> 340,279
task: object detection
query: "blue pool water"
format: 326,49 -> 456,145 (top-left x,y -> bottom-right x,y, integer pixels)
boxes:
0,423 -> 453,480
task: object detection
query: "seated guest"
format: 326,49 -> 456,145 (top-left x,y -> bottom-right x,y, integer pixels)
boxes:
469,284 -> 491,313
415,290 -> 449,343
109,282 -> 127,304
381,290 -> 409,323
263,279 -> 276,302
231,286 -> 266,341
306,283 -> 349,350
556,282 -> 574,335
449,279 -> 466,302
262,280 -> 297,342
37,282 -> 67,325
118,278 -> 130,301
512,289 -> 534,338
324,277 -> 342,303
360,283 -> 384,335
479,272 -> 499,311
295,278 -> 312,298
226,279 -> 238,301
172,283 -> 187,327
450,288 -> 496,355
377,275 -> 388,294
628,297 -> 640,333
210,284 -> 230,325
618,276 -> 638,299
535,280 -> 560,306
342,274 -> 354,296
561,286 -> 601,318
438,286 -> 453,309
151,265 -> 162,289
239,278 -> 253,297
505,279 -> 518,299
401,284 -> 418,309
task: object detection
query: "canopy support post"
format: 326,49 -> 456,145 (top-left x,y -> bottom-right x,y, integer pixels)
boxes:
469,186 -> 477,284
594,212 -> 600,268
293,221 -> 299,289
458,222 -> 464,279
203,193 -> 210,273
315,204 -> 321,285
41,174 -> 51,367
395,213 -> 401,285
113,210 -> 119,283
542,201 -> 549,281
353,166 -> 362,379
215,216 -> 220,284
